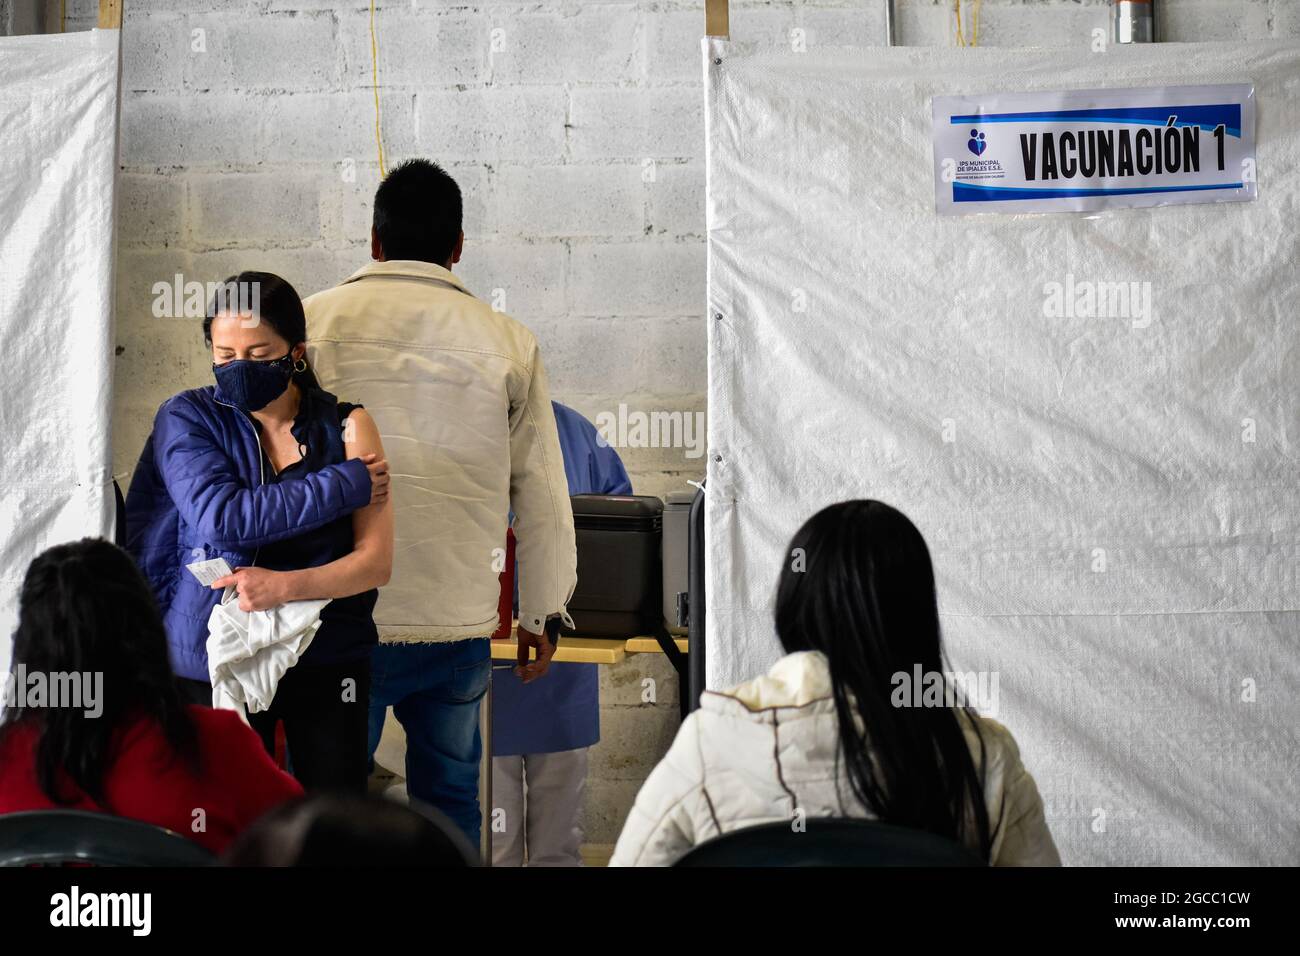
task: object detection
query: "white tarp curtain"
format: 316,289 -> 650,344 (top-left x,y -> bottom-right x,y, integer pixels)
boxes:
0,29 -> 120,683
704,39 -> 1299,865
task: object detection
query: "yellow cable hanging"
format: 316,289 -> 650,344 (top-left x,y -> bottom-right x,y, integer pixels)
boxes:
955,0 -> 982,47
370,0 -> 387,177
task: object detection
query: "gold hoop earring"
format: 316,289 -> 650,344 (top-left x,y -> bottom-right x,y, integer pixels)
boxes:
293,358 -> 307,373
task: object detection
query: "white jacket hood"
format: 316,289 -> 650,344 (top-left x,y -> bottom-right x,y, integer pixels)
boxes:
611,650 -> 1061,867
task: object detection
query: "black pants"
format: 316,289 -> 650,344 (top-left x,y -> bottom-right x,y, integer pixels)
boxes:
177,676 -> 214,708
247,658 -> 371,795
177,661 -> 371,795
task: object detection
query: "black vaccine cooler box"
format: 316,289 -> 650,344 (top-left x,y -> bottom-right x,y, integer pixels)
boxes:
565,494 -> 663,638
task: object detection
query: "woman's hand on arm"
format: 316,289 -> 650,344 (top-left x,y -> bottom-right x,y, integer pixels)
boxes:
155,395 -> 376,550
343,409 -> 395,586
360,452 -> 391,506
280,409 -> 395,603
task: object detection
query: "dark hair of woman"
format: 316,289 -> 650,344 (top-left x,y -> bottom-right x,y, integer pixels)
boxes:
202,271 -> 323,392
774,499 -> 992,858
1,538 -> 199,805
221,795 -> 478,867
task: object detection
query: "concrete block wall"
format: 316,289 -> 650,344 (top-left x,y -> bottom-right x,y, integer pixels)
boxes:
51,0 -> 1300,849
69,0 -> 1297,498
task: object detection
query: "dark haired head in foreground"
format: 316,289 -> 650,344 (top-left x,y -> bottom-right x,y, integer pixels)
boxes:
221,795 -> 478,867
371,158 -> 464,266
774,499 -> 993,859
2,538 -> 198,804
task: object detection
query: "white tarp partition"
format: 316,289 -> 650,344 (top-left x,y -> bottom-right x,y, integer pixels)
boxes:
704,39 -> 1299,865
0,29 -> 121,682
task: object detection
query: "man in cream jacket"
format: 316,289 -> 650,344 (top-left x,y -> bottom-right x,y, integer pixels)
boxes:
304,159 -> 576,847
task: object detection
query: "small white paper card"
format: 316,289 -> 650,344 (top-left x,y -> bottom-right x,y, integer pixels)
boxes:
186,557 -> 233,586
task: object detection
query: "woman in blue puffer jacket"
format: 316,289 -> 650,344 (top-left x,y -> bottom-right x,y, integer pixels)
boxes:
125,272 -> 393,793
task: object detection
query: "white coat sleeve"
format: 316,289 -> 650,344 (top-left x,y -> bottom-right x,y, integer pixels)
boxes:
508,338 -> 577,633
986,724 -> 1062,867
609,713 -> 719,867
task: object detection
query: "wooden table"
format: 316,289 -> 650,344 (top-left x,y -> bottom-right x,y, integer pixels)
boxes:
489,633 -> 626,665
625,635 -> 688,655
488,631 -> 690,662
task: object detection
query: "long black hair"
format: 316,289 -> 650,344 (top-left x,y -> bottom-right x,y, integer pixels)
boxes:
774,500 -> 992,858
202,271 -> 322,392
1,538 -> 199,806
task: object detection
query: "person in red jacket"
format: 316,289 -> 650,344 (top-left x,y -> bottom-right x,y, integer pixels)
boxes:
0,538 -> 302,855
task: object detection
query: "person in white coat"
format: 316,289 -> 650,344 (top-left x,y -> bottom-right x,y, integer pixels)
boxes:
611,499 -> 1061,867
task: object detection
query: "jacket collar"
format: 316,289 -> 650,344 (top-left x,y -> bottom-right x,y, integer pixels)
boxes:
702,650 -> 835,714
339,259 -> 472,295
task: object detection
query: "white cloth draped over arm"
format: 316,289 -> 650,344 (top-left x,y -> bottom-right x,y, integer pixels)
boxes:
508,340 -> 577,634
206,587 -> 331,721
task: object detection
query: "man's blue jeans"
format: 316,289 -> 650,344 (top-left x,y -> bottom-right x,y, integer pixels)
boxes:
367,638 -> 491,848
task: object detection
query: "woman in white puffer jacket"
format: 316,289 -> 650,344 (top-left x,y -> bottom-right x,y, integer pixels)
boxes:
611,500 -> 1060,867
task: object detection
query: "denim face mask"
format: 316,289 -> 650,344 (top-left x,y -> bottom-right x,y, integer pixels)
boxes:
213,352 -> 295,411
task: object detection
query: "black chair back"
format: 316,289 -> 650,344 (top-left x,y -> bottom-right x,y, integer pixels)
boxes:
0,810 -> 214,867
674,817 -> 986,867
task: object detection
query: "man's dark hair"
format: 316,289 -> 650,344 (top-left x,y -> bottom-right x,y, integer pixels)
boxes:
372,159 -> 463,265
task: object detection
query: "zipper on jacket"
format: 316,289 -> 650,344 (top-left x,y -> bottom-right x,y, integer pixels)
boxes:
212,395 -> 263,569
